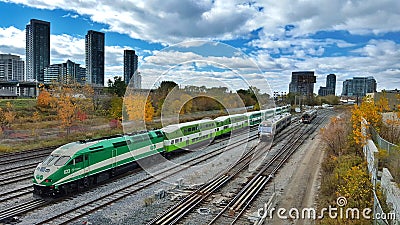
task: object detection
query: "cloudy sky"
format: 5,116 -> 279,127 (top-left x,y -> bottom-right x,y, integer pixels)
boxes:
0,0 -> 399,94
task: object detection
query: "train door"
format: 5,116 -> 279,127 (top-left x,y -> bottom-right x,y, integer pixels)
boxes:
83,154 -> 90,176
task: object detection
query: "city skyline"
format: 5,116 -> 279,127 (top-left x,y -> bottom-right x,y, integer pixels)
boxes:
0,1 -> 399,94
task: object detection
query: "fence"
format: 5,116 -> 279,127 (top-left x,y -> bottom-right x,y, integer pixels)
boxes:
370,126 -> 399,154
364,119 -> 400,224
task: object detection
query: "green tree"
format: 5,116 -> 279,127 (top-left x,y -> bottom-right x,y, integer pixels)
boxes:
108,76 -> 127,97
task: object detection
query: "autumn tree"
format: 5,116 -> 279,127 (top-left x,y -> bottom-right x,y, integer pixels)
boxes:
110,95 -> 123,120
37,88 -> 53,108
47,82 -> 95,135
124,93 -> 154,122
320,114 -> 351,156
351,96 -> 382,146
2,102 -> 16,129
337,165 -> 372,209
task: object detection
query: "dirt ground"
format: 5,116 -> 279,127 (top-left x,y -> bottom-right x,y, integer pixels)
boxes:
269,132 -> 326,225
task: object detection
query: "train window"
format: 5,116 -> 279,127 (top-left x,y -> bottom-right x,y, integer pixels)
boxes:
155,131 -> 163,137
46,156 -> 59,166
54,156 -> 71,166
180,138 -> 182,142
188,128 -> 192,132
84,155 -> 88,161
175,139 -> 179,143
42,155 -> 54,165
113,141 -> 128,148
75,155 -> 83,163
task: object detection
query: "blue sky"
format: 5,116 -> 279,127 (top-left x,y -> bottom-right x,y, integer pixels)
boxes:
0,0 -> 399,95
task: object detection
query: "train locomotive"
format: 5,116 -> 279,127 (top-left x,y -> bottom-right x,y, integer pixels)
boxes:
300,109 -> 317,124
33,105 -> 291,196
258,113 -> 292,141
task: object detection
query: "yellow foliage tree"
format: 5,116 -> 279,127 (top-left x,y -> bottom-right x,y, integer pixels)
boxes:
124,94 -> 154,122
37,88 -> 53,108
376,93 -> 390,113
57,87 -> 77,135
337,165 -> 372,209
3,102 -> 16,128
351,96 -> 382,146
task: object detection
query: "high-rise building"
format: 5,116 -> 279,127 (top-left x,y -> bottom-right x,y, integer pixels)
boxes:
85,30 -> 104,86
318,73 -> 336,96
341,76 -> 377,97
326,74 -> 336,90
289,71 -> 316,97
124,49 -> 138,85
44,60 -> 85,84
0,54 -> 25,81
26,19 -> 50,82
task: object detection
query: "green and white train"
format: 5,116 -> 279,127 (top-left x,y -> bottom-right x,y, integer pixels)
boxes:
33,105 -> 290,196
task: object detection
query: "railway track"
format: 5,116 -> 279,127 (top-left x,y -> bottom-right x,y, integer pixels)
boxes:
146,119 -> 304,225
34,130 -> 260,225
0,185 -> 33,202
0,126 -> 258,223
0,146 -> 57,166
0,173 -> 33,187
0,199 -> 50,223
0,162 -> 37,176
207,111 -> 330,224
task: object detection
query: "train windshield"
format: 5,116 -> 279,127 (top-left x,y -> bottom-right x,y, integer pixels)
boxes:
54,156 -> 71,166
259,125 -> 272,133
42,155 -> 59,166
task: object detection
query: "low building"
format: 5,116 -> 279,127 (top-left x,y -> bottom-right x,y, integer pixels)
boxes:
0,89 -> 17,99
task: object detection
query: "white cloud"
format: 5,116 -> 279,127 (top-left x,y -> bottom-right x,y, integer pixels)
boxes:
0,26 -> 25,56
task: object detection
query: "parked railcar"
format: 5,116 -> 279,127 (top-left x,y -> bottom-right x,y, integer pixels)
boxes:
301,110 -> 317,124
258,113 -> 291,141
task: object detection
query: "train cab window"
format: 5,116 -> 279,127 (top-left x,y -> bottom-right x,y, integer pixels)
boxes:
171,140 -> 175,144
42,155 -> 55,165
75,155 -> 83,163
54,156 -> 71,166
44,155 -> 59,166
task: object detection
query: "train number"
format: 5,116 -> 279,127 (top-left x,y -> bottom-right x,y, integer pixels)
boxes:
64,169 -> 70,174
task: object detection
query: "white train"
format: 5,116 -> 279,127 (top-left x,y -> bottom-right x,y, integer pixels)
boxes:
258,113 -> 292,141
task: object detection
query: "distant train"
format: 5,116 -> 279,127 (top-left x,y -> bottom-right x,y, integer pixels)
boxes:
33,105 -> 291,196
301,110 -> 317,124
258,113 -> 292,141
